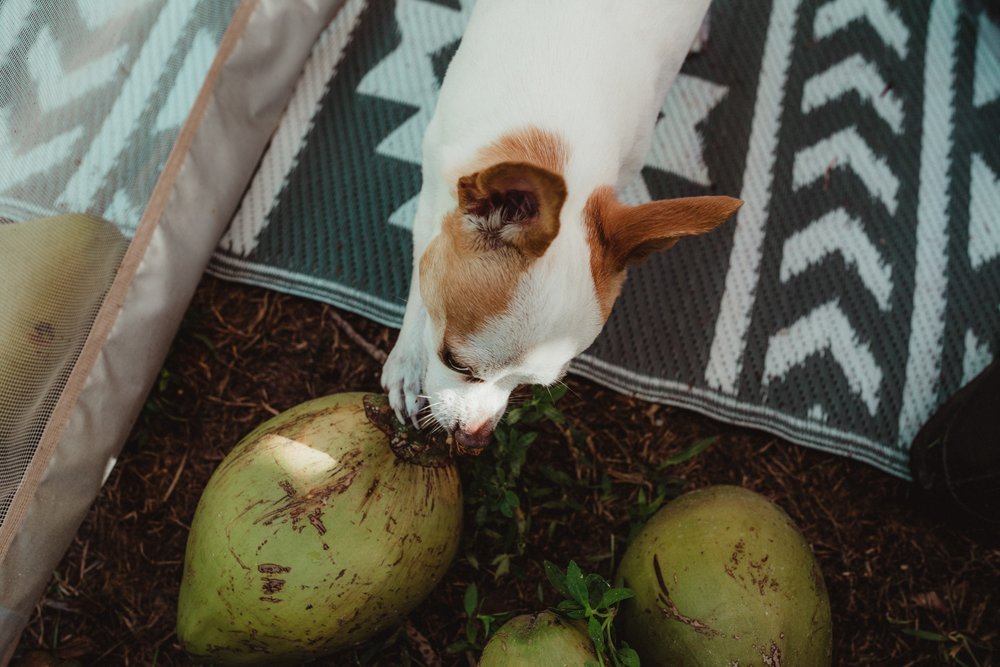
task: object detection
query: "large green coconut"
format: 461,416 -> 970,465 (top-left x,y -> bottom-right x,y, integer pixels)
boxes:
479,611 -> 596,667
177,393 -> 463,664
616,485 -> 832,666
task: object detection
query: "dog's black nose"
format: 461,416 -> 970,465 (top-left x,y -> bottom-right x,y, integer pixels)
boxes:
455,423 -> 494,456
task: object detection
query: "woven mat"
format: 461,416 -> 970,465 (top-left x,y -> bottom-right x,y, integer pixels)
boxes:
209,0 -> 1000,478
0,0 -> 238,234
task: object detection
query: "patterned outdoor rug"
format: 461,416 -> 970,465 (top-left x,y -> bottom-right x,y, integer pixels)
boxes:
208,0 -> 1000,479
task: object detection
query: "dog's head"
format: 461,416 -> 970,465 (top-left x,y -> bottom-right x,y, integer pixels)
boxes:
418,131 -> 740,454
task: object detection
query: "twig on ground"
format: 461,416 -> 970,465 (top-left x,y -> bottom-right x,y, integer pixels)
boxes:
162,451 -> 188,503
326,307 -> 388,364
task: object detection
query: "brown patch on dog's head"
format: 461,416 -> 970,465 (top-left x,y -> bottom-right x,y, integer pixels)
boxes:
421,210 -> 526,345
421,154 -> 568,342
585,186 -> 742,318
478,126 -> 569,175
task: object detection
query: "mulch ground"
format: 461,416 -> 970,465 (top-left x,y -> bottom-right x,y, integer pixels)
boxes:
13,275 -> 1000,666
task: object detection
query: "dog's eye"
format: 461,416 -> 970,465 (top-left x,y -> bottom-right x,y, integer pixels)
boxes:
441,348 -> 483,383
442,347 -> 472,375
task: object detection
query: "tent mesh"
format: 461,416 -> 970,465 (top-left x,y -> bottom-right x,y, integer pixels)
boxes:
0,0 -> 238,527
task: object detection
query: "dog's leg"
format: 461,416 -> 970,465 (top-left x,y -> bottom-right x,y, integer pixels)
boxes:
381,191 -> 435,426
382,273 -> 428,425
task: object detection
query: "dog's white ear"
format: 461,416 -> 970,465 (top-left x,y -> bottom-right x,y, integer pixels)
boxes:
588,187 -> 742,271
457,161 -> 567,258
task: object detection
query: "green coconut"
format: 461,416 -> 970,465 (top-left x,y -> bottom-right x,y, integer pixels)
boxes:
479,611 -> 597,667
0,214 -> 125,436
616,485 -> 832,667
177,393 -> 463,664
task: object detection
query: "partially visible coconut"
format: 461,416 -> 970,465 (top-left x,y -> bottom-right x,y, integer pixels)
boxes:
0,213 -> 125,450
479,611 -> 596,667
177,393 -> 462,664
616,485 -> 832,666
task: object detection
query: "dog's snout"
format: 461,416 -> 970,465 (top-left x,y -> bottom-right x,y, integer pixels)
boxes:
454,422 -> 494,456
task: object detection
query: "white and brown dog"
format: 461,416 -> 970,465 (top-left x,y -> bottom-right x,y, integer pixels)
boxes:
381,0 -> 741,453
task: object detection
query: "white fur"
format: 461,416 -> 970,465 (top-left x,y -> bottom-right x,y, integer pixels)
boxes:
382,0 -> 714,438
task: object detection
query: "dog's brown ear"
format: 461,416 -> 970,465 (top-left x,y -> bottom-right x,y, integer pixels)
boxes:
587,187 -> 741,271
457,161 -> 566,258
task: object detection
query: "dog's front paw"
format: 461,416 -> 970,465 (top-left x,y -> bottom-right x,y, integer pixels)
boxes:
381,338 -> 428,427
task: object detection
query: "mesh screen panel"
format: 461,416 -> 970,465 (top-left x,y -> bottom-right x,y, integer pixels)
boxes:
0,214 -> 126,521
0,0 -> 237,527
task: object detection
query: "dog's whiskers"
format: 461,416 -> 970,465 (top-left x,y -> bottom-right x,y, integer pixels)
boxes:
414,399 -> 447,435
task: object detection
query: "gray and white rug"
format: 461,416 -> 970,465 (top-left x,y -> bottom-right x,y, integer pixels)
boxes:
208,0 -> 1000,479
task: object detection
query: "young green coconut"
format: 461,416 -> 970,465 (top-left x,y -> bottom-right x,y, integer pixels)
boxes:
177,393 -> 462,664
616,485 -> 832,667
479,611 -> 597,667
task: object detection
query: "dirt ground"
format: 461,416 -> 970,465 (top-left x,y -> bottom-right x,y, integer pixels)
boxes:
13,275 -> 1000,666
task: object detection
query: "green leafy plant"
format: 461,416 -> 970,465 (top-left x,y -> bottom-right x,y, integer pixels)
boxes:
505,384 -> 568,428
446,583 -> 513,655
462,385 -> 568,566
544,560 -> 639,667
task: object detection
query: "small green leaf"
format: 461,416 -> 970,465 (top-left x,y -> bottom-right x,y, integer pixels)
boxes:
599,587 -> 635,608
157,369 -> 171,392
616,645 -> 641,667
464,584 -> 478,617
542,405 -> 565,423
555,599 -> 582,614
544,561 -> 572,599
492,553 -> 511,579
901,627 -> 950,641
565,561 -> 589,606
500,490 -> 519,518
539,465 -> 575,487
659,436 -> 718,468
585,573 -> 610,608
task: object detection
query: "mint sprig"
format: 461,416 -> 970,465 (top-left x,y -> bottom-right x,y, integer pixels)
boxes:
544,560 -> 640,667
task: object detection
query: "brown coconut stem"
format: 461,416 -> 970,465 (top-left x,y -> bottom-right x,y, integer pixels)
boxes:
362,394 -> 454,467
